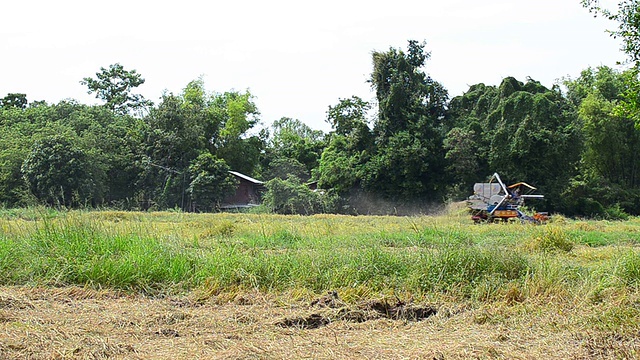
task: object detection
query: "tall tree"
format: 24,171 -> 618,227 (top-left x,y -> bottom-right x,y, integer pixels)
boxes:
365,40 -> 448,200
81,63 -> 152,115
370,40 -> 447,139
563,66 -> 640,215
317,97 -> 372,195
210,90 -> 264,175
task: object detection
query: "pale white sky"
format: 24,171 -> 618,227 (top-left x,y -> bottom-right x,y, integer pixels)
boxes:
1,0 -> 623,132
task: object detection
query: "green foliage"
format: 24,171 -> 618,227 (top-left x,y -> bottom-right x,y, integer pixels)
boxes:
318,40 -> 448,209
7,40 -> 640,217
263,177 -> 336,215
0,93 -> 27,109
371,40 -> 447,138
326,96 -> 371,137
582,2 -> 640,130
139,81 -> 263,210
263,157 -> 309,181
264,117 -> 325,177
316,135 -> 361,194
187,153 -> 237,212
367,41 -> 448,200
361,131 -> 437,198
21,135 -> 104,207
443,127 -> 480,198
446,77 -> 582,211
209,91 -> 264,176
561,66 -> 640,215
605,204 -> 631,220
81,63 -> 152,115
583,0 -> 640,67
0,99 -> 147,208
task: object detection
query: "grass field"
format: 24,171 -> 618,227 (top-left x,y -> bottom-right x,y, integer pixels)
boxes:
1,207 -> 639,358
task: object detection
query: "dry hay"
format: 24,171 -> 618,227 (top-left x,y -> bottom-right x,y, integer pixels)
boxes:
0,286 -> 638,359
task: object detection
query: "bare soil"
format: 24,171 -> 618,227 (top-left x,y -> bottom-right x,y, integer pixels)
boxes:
0,286 -> 637,359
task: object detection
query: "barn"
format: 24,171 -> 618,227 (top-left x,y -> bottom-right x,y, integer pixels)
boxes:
220,171 -> 265,209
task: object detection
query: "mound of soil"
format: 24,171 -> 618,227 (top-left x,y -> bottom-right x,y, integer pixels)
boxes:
277,293 -> 437,329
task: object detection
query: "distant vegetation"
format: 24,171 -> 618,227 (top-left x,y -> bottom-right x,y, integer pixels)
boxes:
3,1 -> 640,217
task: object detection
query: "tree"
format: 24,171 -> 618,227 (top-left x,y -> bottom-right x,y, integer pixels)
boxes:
446,77 -> 583,210
140,90 -> 207,210
187,153 -> 237,212
139,80 -> 263,210
562,66 -> 640,215
582,1 -> 640,127
263,117 -> 325,177
317,135 -> 362,194
210,90 -> 264,175
81,63 -> 152,115
21,135 -> 104,207
326,96 -> 371,137
370,40 -> 448,139
364,40 -> 448,200
263,157 -> 309,181
316,96 -> 373,198
0,93 -> 27,109
443,127 -> 481,197
582,0 -> 640,66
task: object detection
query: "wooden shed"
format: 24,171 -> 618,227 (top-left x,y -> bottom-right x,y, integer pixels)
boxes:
221,171 -> 265,209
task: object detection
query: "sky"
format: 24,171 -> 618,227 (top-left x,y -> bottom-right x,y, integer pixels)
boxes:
1,0 -> 625,132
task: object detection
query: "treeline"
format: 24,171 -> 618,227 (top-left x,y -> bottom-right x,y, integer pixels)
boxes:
2,41 -> 640,217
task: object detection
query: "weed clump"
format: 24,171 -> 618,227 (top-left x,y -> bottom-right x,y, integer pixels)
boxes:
615,251 -> 640,286
527,226 -> 574,253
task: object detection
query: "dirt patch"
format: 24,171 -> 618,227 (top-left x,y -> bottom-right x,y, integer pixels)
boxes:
578,332 -> 640,358
0,294 -> 34,310
73,339 -> 136,358
363,299 -> 438,321
155,328 -> 180,337
276,313 -> 331,329
277,293 -> 437,329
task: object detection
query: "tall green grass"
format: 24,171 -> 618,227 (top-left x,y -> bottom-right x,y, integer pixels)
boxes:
0,210 -> 638,303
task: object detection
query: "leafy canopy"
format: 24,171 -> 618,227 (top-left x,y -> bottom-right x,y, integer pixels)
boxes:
81,63 -> 152,115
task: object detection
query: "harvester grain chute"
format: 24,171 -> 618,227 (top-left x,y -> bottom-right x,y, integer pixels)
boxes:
467,173 -> 549,223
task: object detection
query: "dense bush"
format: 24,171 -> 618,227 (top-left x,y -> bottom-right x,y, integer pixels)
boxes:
263,177 -> 337,215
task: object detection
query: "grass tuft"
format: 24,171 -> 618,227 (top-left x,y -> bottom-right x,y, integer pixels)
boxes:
527,226 -> 574,253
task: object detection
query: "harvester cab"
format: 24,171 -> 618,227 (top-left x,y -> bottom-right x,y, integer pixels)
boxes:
467,173 -> 549,223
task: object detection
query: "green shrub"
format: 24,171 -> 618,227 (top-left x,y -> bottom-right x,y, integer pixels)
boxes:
605,204 -> 630,220
263,177 -> 336,215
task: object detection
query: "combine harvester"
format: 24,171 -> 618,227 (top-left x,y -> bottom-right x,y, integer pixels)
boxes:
467,173 -> 549,223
